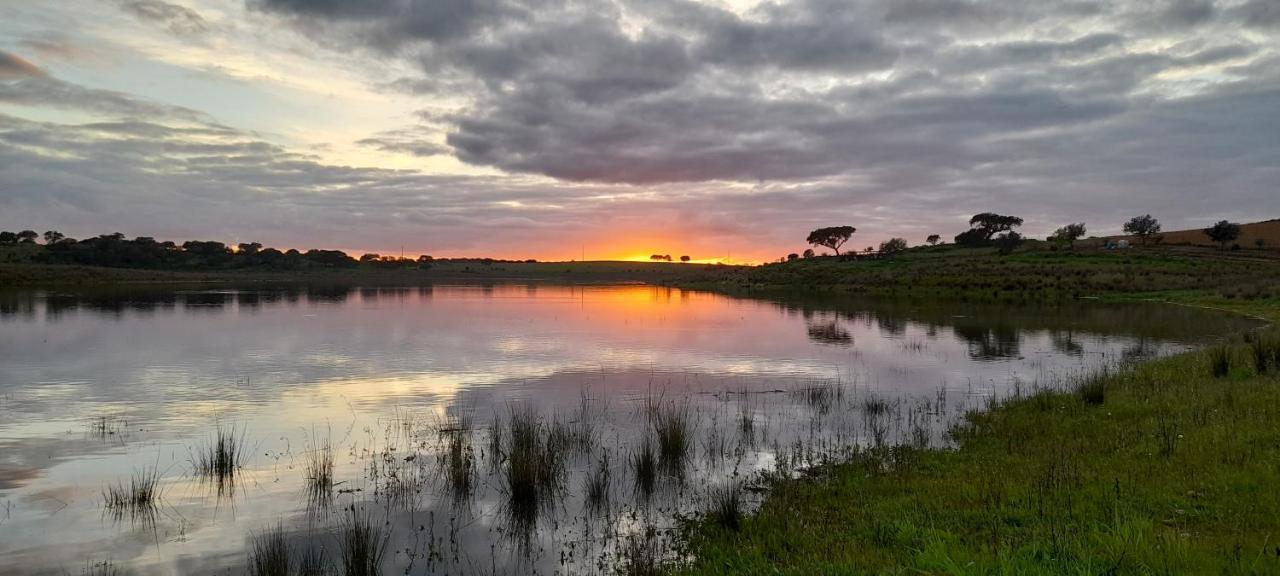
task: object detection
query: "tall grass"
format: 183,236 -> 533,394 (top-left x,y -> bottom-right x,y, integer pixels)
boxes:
102,466 -> 162,522
1208,345 -> 1232,377
707,482 -> 744,531
193,424 -> 246,496
339,511 -> 388,576
249,524 -> 291,576
501,405 -> 568,535
631,437 -> 657,500
651,401 -> 692,475
305,434 -> 335,512
584,451 -> 612,514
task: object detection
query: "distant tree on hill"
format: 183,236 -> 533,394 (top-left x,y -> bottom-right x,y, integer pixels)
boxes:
864,246 -> 874,254
0,231 -> 16,245
360,253 -> 381,262
680,255 -> 690,262
802,248 -> 815,258
1204,220 -> 1241,250
787,253 -> 799,261
16,230 -> 38,243
926,234 -> 941,245
1049,223 -> 1087,249
43,230 -> 64,245
995,231 -> 1024,255
956,213 -> 1023,247
806,226 -> 855,255
1123,214 -> 1161,244
237,242 -> 262,255
649,254 -> 672,262
879,237 -> 908,254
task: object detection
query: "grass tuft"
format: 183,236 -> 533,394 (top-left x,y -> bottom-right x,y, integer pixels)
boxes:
248,524 -> 291,576
339,511 -> 388,576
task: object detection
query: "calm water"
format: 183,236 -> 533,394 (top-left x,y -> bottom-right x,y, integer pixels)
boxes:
0,285 -> 1259,575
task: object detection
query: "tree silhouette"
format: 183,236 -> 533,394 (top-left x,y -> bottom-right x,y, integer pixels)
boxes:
879,237 -> 908,254
926,234 -> 940,245
1204,220 -> 1241,250
43,230 -> 64,245
802,248 -> 815,258
806,226 -> 855,255
679,255 -> 690,262
1049,223 -> 1086,249
649,254 -> 672,262
1123,214 -> 1161,244
956,213 -> 1023,247
16,230 -> 38,243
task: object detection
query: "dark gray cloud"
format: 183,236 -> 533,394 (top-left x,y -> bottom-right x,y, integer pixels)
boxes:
116,0 -> 211,35
244,0 -> 1278,196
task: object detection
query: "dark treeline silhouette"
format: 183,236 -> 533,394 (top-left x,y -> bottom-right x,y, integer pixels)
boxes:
0,231 -> 539,271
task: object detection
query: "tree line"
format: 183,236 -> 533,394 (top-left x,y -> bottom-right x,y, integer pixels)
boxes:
792,214 -> 1252,261
0,231 -> 536,270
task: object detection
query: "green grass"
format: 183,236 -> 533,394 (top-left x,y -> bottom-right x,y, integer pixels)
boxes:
673,330 -> 1280,574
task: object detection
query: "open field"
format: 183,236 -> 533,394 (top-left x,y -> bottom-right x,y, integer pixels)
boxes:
1081,218 -> 1280,251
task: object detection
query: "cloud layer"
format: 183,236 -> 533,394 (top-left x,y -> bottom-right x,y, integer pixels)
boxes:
0,0 -> 1277,259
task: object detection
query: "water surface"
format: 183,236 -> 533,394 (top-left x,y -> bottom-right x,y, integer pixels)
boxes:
0,285 -> 1258,574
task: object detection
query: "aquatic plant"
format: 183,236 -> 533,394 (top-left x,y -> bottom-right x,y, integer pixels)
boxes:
339,510 -> 388,576
249,524 -> 291,576
708,482 -> 744,531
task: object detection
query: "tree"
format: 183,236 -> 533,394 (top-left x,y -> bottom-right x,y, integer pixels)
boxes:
1123,214 -> 1161,244
649,254 -> 672,262
926,234 -> 941,246
802,248 -> 815,258
237,242 -> 262,255
16,230 -> 38,243
43,230 -> 64,245
1049,222 -> 1086,249
956,213 -> 1023,246
787,253 -> 799,261
806,226 -> 855,255
0,231 -> 16,245
995,231 -> 1023,255
360,253 -> 381,262
1203,220 -> 1241,250
879,237 -> 908,254
680,255 -> 691,262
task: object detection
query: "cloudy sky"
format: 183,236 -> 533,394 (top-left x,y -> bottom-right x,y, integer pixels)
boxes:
1,0 -> 1277,261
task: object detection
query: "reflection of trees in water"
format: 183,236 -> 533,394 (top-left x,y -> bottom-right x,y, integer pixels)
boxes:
1050,330 -> 1083,357
1123,337 -> 1157,361
876,315 -> 907,337
806,320 -> 852,345
953,324 -> 1021,360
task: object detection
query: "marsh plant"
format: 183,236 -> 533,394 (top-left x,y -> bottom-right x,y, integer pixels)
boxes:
192,424 -> 247,496
708,482 -> 744,531
305,435 -> 335,512
501,405 -> 569,535
583,451 -> 612,514
102,466 -> 162,524
340,510 -> 389,576
650,400 -> 692,475
631,437 -> 658,500
248,525 -> 291,576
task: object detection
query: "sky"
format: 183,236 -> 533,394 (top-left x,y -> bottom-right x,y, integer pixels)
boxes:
0,0 -> 1277,262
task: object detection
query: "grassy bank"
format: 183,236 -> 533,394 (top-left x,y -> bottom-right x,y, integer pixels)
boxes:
674,244 -> 1280,305
672,252 -> 1280,574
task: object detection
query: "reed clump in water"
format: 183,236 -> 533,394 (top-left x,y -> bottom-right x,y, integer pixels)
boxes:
502,405 -> 569,534
248,524 -> 291,576
305,435 -> 335,511
339,511 -> 389,576
193,424 -> 247,496
651,400 -> 692,475
102,466 -> 162,524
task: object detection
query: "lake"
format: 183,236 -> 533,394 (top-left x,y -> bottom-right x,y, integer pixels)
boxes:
0,285 -> 1259,575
